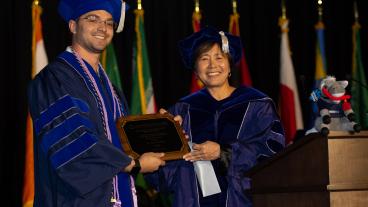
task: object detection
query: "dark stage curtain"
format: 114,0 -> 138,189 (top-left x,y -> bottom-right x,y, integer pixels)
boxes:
3,0 -> 368,206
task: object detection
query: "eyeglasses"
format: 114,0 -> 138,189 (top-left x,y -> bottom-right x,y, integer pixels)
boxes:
81,15 -> 116,29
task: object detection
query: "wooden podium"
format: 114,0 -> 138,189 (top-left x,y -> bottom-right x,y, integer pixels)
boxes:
245,131 -> 368,207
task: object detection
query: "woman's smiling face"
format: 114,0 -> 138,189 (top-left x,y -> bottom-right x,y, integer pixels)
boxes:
194,43 -> 231,88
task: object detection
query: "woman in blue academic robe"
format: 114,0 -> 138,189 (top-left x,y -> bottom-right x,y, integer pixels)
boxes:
146,27 -> 285,207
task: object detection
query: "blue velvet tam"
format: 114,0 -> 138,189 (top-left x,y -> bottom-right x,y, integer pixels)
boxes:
178,26 -> 242,70
58,0 -> 129,33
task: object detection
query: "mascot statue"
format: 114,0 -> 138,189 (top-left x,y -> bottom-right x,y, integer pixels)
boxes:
308,76 -> 361,136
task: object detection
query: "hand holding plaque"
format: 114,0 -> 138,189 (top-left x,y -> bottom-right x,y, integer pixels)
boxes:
116,113 -> 189,161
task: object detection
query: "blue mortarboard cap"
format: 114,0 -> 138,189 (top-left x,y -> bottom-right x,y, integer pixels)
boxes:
58,0 -> 129,33
178,26 -> 242,70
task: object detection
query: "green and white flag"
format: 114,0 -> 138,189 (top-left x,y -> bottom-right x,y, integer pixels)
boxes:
131,9 -> 156,115
101,43 -> 123,90
351,22 -> 368,129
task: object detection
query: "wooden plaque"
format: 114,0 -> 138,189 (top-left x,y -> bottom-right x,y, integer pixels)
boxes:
116,113 -> 189,161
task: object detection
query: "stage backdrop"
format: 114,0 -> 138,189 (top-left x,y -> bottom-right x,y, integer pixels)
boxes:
2,0 -> 368,206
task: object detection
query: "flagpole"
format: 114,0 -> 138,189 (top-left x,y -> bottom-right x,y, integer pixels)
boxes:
194,0 -> 200,13
193,0 -> 201,28
193,0 -> 201,22
32,0 -> 42,78
232,0 -> 238,15
353,1 -> 359,23
317,0 -> 323,22
230,0 -> 239,32
281,0 -> 286,20
353,1 -> 360,29
137,0 -> 142,10
279,0 -> 287,28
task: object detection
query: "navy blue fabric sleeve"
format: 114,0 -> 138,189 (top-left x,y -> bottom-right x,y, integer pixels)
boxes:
224,100 -> 285,206
229,100 -> 285,177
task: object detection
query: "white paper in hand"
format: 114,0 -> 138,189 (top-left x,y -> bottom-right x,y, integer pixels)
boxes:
188,142 -> 221,197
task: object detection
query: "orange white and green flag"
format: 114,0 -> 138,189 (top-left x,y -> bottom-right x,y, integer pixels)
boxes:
23,1 -> 48,207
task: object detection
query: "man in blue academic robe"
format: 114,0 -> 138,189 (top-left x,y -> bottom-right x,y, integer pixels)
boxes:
28,0 -> 165,206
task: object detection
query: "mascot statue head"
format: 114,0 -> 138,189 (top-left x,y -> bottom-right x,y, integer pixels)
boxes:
319,76 -> 349,104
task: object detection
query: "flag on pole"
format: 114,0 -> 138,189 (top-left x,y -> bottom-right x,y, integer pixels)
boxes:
278,17 -> 303,144
308,20 -> 328,129
314,21 -> 327,84
23,1 -> 48,207
228,11 -> 252,86
351,22 -> 368,129
131,9 -> 157,114
130,8 -> 161,205
190,0 -> 204,92
101,43 -> 123,90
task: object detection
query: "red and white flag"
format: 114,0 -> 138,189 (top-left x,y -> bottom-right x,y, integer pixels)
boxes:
229,13 -> 252,86
189,2 -> 204,92
279,18 -> 303,144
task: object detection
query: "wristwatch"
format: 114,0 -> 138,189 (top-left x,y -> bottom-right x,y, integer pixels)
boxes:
130,158 -> 141,177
